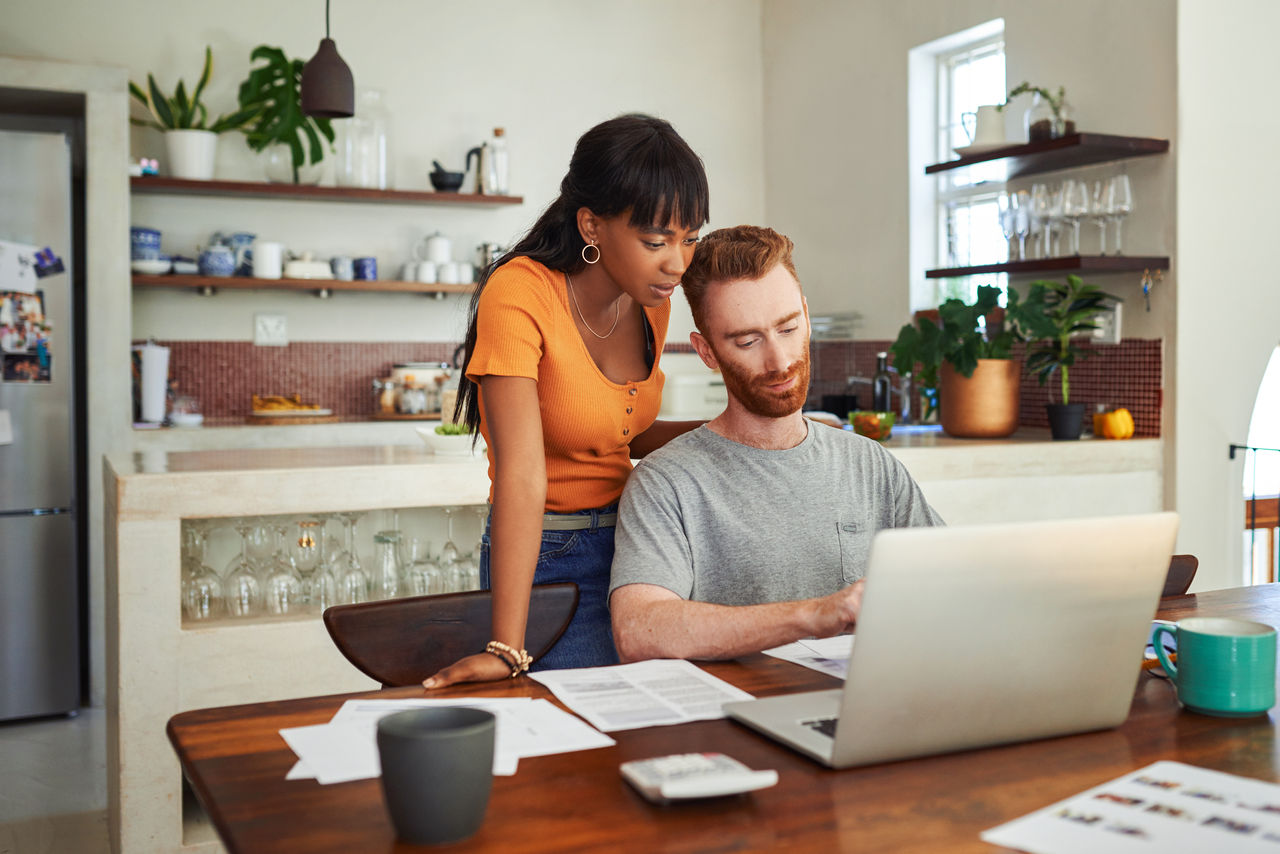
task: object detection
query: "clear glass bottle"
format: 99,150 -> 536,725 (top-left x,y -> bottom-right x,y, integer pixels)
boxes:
336,89 -> 392,189
489,127 -> 509,194
371,530 -> 403,600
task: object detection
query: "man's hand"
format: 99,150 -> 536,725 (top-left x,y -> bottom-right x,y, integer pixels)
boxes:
422,652 -> 513,689
808,580 -> 865,638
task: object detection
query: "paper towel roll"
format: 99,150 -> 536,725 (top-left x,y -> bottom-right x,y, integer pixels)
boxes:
139,343 -> 170,423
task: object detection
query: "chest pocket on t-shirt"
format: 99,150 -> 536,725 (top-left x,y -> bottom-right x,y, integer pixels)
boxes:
836,516 -> 872,584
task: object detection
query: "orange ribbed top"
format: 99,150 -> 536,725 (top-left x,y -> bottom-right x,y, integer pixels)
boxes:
467,256 -> 669,512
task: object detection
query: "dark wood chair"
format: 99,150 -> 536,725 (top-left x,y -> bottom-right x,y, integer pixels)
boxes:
1162,554 -> 1199,598
323,583 -> 579,688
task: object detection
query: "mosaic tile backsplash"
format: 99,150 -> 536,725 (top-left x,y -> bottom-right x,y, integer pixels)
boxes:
153,338 -> 1162,436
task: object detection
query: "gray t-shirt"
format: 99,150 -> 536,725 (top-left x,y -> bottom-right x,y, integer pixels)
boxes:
610,423 -> 943,606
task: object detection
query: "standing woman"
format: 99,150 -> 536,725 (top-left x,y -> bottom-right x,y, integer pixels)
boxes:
423,114 -> 709,687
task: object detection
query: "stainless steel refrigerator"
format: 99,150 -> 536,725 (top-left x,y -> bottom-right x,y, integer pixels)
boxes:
0,127 -> 81,720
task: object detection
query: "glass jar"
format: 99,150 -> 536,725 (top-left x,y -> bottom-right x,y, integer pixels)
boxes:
263,143 -> 323,185
372,378 -> 400,415
1024,92 -> 1057,142
398,383 -> 428,415
335,89 -> 392,189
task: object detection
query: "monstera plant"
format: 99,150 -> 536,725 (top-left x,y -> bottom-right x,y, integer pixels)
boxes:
236,45 -> 335,183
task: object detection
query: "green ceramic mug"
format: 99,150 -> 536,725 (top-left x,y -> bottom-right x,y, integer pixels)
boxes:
1153,617 -> 1277,718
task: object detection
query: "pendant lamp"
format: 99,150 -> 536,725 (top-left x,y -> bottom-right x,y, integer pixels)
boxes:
301,0 -> 354,118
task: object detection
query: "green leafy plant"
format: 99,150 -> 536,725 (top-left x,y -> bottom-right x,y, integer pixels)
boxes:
998,81 -> 1067,121
129,47 -> 258,133
236,45 -> 335,183
889,285 -> 1045,418
1024,275 -> 1119,405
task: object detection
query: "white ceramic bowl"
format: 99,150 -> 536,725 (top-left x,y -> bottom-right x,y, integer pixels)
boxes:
131,258 -> 172,275
415,426 -> 485,457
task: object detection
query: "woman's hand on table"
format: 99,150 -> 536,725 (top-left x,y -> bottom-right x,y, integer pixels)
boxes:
422,652 -> 513,689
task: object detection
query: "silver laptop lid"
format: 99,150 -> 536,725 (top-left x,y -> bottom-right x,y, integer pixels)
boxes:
830,512 -> 1179,768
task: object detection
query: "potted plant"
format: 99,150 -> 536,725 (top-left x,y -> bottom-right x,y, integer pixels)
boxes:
1024,274 -> 1120,440
129,47 -> 258,180
889,284 -> 1041,438
237,46 -> 335,184
998,81 -> 1075,142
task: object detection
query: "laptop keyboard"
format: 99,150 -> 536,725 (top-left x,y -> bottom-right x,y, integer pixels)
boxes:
802,717 -> 838,739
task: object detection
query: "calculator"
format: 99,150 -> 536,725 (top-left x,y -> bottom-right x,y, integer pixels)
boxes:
620,752 -> 779,803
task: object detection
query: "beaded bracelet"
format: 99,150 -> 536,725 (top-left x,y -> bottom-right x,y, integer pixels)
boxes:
484,640 -> 532,678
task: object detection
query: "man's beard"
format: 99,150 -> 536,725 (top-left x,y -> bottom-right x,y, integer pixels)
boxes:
716,346 -> 811,418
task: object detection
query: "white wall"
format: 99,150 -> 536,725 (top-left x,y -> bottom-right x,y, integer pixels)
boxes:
1175,0 -> 1278,590
2,0 -> 767,346
760,0 -> 1175,339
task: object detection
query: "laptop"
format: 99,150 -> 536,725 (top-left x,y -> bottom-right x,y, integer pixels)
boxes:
723,512 -> 1180,768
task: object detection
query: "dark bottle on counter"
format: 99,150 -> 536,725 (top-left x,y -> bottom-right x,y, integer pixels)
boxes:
872,352 -> 893,412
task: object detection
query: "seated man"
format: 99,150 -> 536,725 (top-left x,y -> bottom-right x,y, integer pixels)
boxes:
609,225 -> 943,662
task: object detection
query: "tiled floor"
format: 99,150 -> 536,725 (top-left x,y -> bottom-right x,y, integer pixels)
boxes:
0,708 -> 108,854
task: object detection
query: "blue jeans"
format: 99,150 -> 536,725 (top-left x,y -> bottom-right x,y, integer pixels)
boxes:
479,505 -> 620,670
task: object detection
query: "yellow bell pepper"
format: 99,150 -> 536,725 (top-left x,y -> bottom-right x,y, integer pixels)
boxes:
1092,408 -> 1135,440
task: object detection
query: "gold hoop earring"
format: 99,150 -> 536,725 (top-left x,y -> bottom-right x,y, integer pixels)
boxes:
581,242 -> 600,265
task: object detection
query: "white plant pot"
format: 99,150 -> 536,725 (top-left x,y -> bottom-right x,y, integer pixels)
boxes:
165,129 -> 218,181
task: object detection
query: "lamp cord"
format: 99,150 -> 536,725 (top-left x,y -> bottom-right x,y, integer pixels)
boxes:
325,0 -> 331,38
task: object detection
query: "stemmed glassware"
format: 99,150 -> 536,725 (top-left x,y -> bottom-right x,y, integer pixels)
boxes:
1046,184 -> 1065,257
1013,190 -> 1031,262
371,530 -> 403,600
308,518 -> 339,614
335,512 -> 370,605
1029,184 -> 1050,258
1107,174 -> 1133,255
224,521 -> 263,617
1090,180 -> 1109,255
1061,179 -> 1090,255
181,520 -> 224,622
401,537 -> 437,596
998,192 -> 1017,261
263,525 -> 305,615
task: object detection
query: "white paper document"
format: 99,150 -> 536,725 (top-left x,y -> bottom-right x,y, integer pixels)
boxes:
763,635 -> 854,678
279,696 -> 614,785
530,659 -> 754,732
982,761 -> 1280,853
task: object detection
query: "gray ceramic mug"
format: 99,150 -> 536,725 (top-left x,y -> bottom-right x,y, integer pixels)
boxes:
376,707 -> 496,845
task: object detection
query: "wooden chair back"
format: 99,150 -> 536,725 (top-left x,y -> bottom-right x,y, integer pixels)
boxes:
323,582 -> 579,687
1162,554 -> 1199,598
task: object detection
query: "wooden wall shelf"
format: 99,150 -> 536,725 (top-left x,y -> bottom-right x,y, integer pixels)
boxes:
129,176 -> 523,206
925,255 -> 1169,279
131,274 -> 476,295
925,133 -> 1169,180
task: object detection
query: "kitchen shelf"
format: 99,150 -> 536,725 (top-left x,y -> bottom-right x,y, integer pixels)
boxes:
925,133 -> 1169,180
129,176 -> 523,206
926,255 -> 1169,279
131,274 -> 476,295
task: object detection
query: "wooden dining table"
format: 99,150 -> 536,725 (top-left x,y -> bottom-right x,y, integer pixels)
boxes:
168,585 -> 1280,853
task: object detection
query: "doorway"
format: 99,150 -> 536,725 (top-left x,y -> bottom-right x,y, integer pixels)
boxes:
1243,345 -> 1280,584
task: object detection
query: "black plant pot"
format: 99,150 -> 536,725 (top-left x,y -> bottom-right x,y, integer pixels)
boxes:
1046,403 -> 1086,440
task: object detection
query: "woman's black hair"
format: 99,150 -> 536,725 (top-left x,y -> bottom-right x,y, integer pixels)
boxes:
454,113 -> 710,434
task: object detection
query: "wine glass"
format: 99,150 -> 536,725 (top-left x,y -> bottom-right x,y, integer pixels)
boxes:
1107,174 -> 1133,256
334,512 -> 370,605
401,537 -> 436,597
224,521 -> 263,617
308,527 -> 339,614
1046,183 -> 1065,257
181,520 -> 224,622
290,519 -> 323,581
1061,179 -> 1090,255
1013,190 -> 1031,262
1029,183 -> 1050,258
997,192 -> 1016,261
243,522 -> 275,570
263,525 -> 304,615
370,530 -> 403,600
1089,180 -> 1109,255
438,506 -> 460,568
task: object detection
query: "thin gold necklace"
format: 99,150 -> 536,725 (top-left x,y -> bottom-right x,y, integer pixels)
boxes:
566,274 -> 621,339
